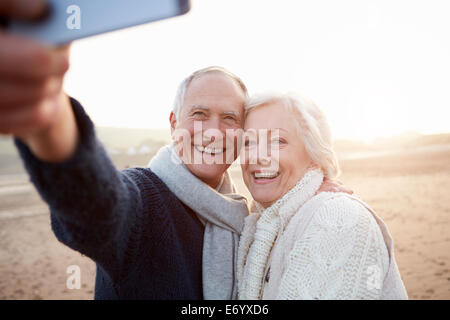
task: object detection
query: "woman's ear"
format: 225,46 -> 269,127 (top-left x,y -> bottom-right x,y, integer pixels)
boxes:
169,112 -> 177,135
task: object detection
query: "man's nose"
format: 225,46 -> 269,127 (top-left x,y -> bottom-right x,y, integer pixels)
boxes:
202,116 -> 222,131
202,118 -> 225,142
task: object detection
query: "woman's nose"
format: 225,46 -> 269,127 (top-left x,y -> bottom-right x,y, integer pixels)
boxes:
257,154 -> 271,166
257,136 -> 272,166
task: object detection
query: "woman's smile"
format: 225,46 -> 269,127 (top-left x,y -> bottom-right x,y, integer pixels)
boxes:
251,169 -> 280,184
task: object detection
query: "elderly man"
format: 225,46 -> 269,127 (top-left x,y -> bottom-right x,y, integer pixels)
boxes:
0,0 -> 348,300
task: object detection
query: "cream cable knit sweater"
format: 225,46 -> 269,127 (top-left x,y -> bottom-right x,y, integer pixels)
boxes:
237,168 -> 408,300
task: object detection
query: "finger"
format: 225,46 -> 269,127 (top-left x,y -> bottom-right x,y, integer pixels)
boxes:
55,43 -> 72,54
340,187 -> 354,195
0,0 -> 48,20
0,98 -> 57,134
0,33 -> 69,80
0,76 -> 62,107
54,43 -> 72,63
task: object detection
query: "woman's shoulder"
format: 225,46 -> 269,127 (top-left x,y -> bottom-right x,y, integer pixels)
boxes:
307,192 -> 378,232
288,192 -> 388,261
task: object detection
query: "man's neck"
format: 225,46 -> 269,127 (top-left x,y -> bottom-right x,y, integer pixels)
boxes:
201,174 -> 225,190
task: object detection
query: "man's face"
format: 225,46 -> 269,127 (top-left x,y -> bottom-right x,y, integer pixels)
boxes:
170,72 -> 246,188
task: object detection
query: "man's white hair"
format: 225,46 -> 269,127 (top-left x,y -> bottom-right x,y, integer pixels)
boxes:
245,92 -> 340,179
172,66 -> 248,118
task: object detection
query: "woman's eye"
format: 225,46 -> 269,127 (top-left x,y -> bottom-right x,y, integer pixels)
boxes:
271,138 -> 284,146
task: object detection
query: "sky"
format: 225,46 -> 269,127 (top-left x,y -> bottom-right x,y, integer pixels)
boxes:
64,0 -> 450,141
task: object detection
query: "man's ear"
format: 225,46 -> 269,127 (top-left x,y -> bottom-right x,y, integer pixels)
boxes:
169,112 -> 177,135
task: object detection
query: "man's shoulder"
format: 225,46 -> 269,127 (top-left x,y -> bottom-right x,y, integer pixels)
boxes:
121,166 -> 159,181
121,167 -> 204,230
121,167 -> 181,204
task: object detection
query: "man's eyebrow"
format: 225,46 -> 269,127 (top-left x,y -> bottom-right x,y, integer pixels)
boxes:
223,111 -> 240,117
189,105 -> 210,112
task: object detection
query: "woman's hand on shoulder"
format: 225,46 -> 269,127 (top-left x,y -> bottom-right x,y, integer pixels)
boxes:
315,178 -> 353,195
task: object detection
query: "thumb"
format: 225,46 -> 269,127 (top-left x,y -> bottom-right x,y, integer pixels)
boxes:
0,0 -> 48,21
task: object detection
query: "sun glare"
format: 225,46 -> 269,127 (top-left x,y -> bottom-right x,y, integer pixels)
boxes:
63,0 -> 450,141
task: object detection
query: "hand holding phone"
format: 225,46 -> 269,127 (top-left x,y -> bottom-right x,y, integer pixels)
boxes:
0,0 -> 190,160
3,0 -> 191,45
0,0 -> 70,134
0,0 -> 76,165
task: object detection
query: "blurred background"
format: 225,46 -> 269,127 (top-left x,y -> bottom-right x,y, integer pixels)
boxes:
0,0 -> 449,299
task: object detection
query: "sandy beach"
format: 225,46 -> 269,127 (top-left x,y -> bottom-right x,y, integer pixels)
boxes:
0,144 -> 449,299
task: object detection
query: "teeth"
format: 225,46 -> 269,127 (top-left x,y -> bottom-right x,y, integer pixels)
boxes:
254,172 -> 278,179
205,147 -> 223,155
195,145 -> 224,155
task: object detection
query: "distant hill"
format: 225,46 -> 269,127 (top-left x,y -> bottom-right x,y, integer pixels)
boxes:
334,132 -> 450,154
0,127 -> 171,174
1,130 -> 449,174
3,130 -> 450,155
96,127 -> 171,150
0,126 -> 171,156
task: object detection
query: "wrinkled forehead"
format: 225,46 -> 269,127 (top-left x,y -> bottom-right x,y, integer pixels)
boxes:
186,71 -> 247,97
182,73 -> 247,115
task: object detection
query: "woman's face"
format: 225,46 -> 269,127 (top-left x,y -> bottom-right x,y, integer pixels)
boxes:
241,102 -> 313,208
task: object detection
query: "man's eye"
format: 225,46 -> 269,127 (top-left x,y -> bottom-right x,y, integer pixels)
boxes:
245,140 -> 256,147
193,111 -> 206,116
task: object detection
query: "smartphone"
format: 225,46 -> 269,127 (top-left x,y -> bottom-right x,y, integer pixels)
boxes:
3,0 -> 190,46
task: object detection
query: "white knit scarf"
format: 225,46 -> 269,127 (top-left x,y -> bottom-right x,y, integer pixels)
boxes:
148,144 -> 249,299
238,168 -> 324,299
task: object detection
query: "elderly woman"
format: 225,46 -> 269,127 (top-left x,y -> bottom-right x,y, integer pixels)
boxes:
237,93 -> 408,300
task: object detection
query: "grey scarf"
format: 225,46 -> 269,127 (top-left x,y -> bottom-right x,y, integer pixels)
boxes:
148,144 -> 249,299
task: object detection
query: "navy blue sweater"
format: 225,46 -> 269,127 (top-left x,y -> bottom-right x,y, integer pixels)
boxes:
14,98 -> 204,299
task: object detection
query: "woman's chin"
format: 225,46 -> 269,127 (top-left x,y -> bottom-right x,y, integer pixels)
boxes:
245,173 -> 282,207
250,188 -> 280,209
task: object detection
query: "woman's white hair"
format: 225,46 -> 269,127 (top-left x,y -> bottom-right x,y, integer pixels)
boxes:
172,66 -> 248,118
245,92 -> 340,179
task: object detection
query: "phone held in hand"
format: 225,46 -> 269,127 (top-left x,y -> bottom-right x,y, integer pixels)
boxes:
4,0 -> 191,45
